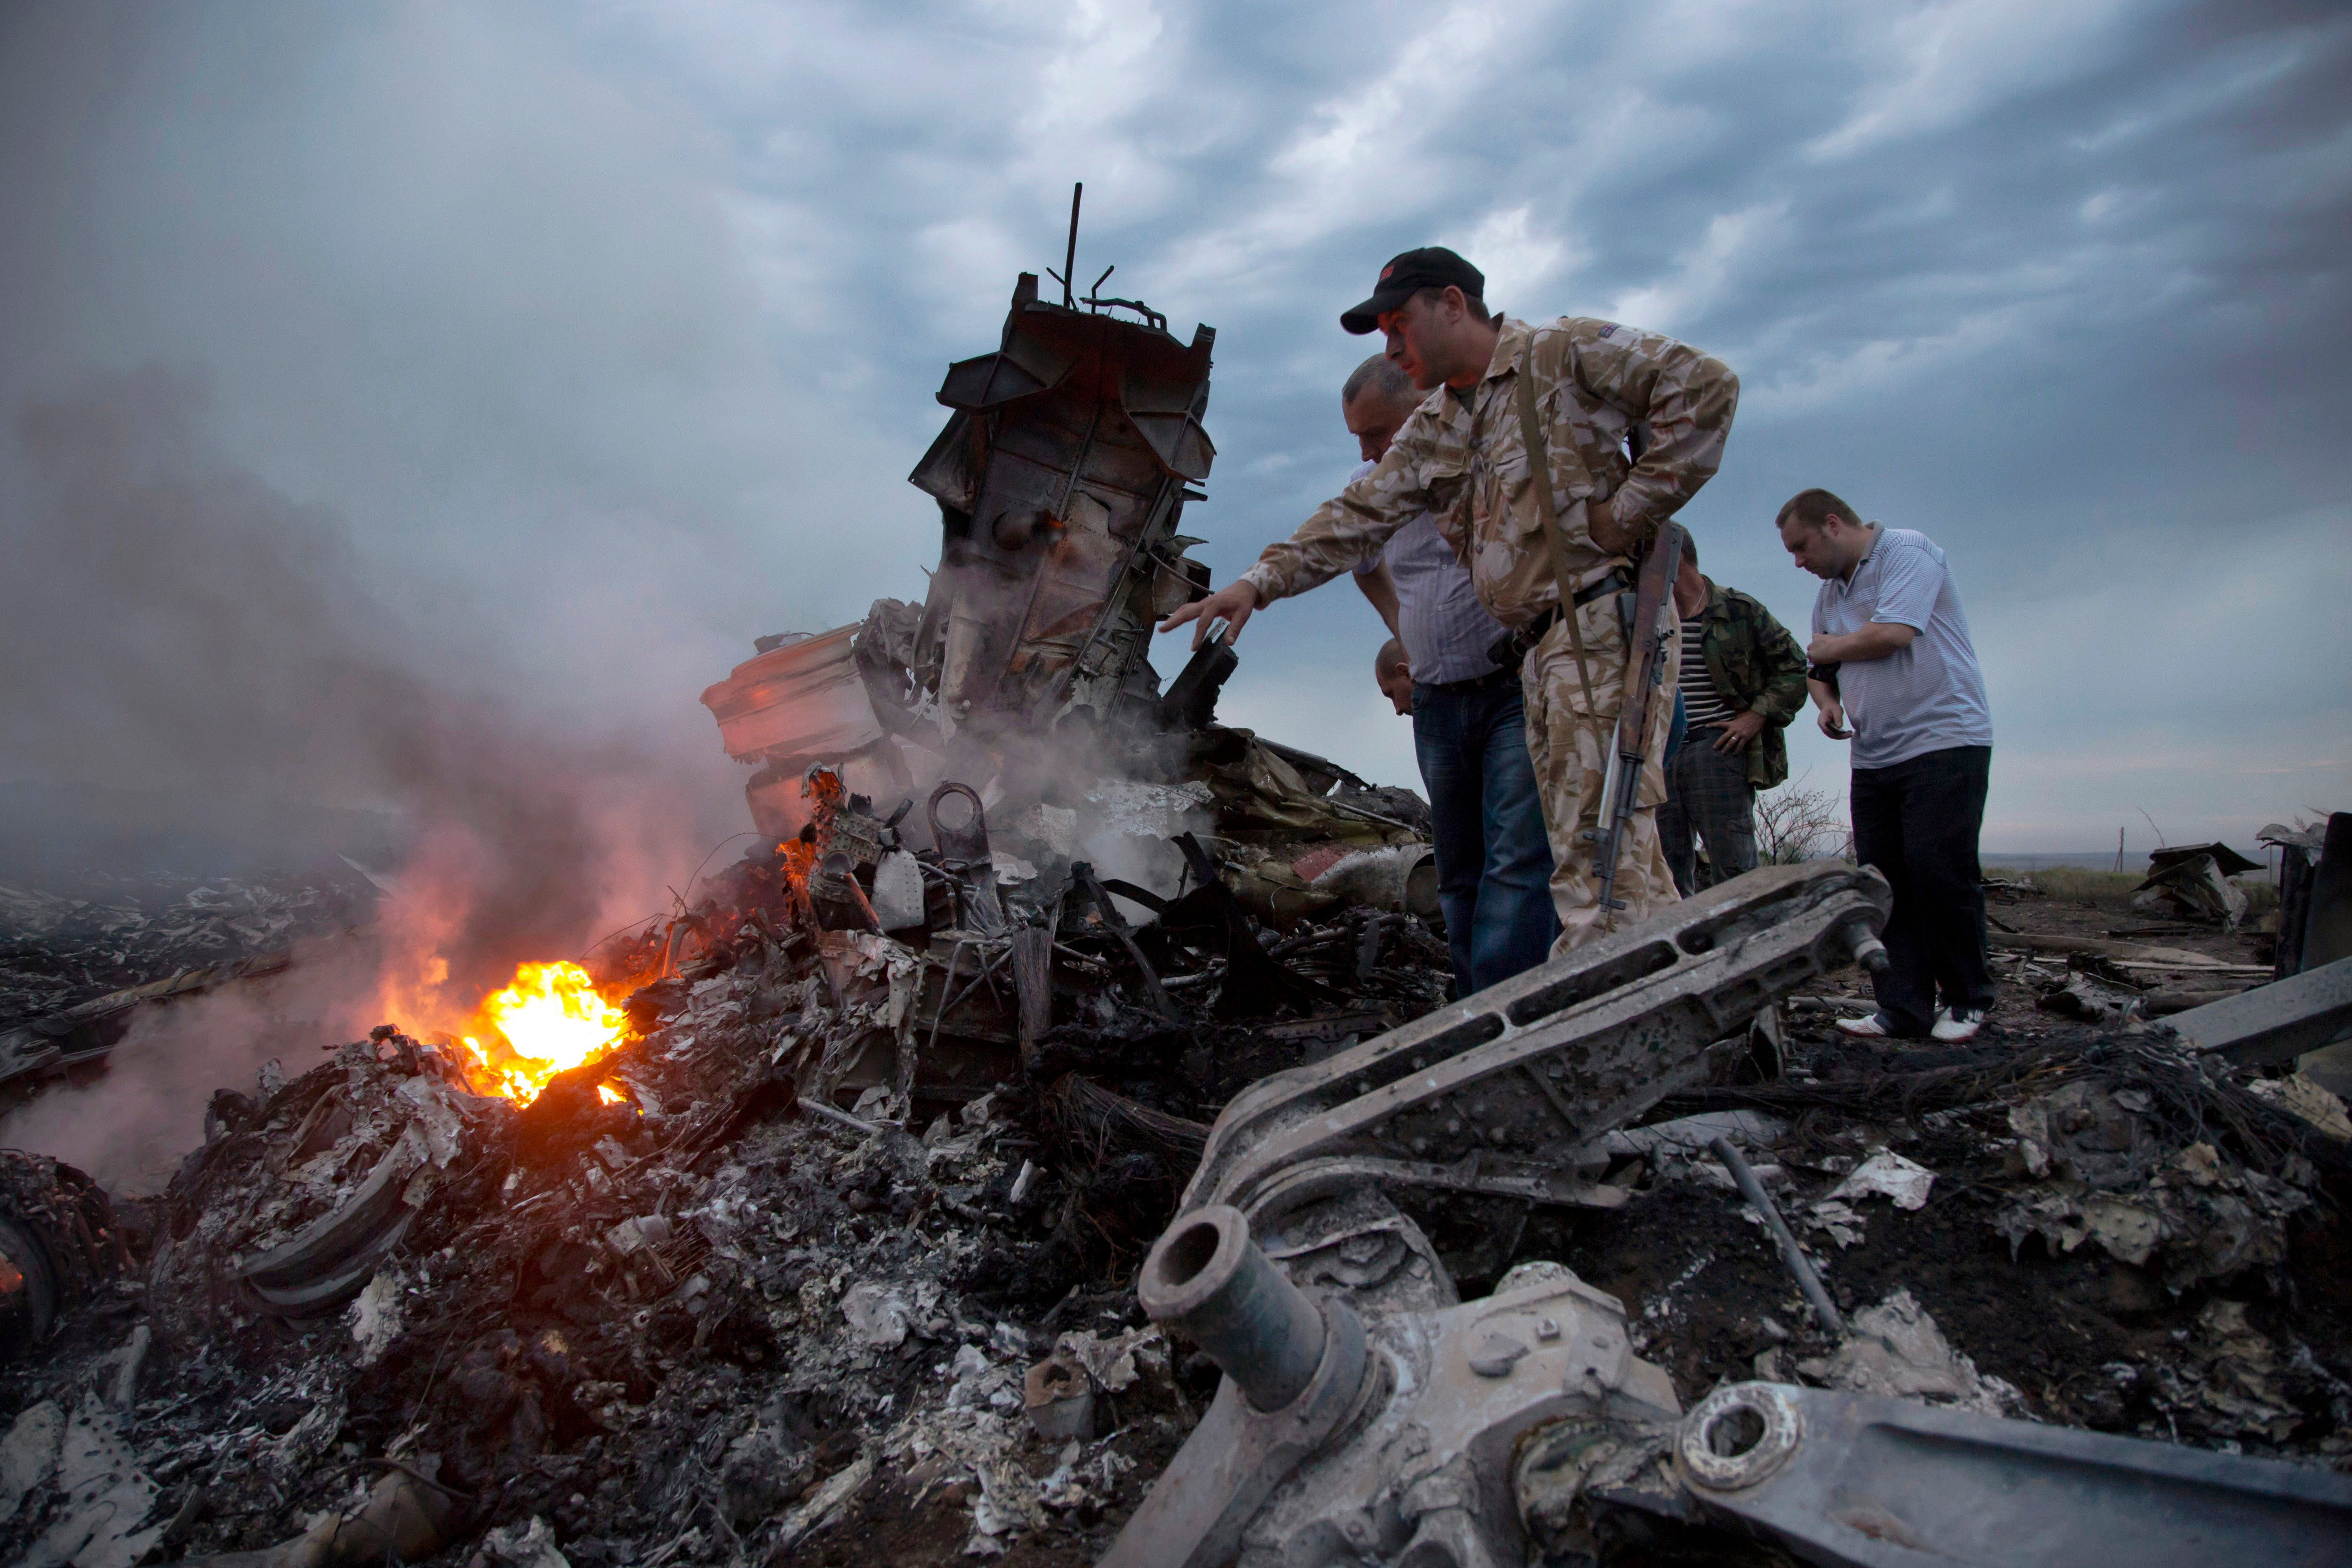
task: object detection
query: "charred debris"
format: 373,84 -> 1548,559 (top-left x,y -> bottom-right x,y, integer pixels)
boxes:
2,229 -> 2351,1568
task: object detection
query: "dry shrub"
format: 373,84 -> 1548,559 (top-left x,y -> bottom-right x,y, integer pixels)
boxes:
1754,779 -> 1852,865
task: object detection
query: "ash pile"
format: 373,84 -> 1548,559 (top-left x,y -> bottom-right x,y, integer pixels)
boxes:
0,715 -> 1470,1566
5,871 -> 2348,1568
1,265 -> 2350,1568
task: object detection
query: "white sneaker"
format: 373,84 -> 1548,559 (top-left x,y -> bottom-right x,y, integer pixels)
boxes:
1932,1007 -> 1986,1043
1834,1013 -> 1895,1039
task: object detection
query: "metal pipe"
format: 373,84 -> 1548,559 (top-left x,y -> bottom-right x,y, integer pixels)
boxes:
925,937 -> 972,1065
1060,183 -> 1082,307
1841,920 -> 1890,974
1709,1137 -> 1843,1337
799,1099 -> 883,1137
1138,1205 -> 1325,1412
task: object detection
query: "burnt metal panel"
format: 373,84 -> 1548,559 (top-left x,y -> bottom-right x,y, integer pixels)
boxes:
902,271 -> 1217,736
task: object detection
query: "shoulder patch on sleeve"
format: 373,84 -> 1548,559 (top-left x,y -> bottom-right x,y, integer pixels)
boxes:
1595,323 -> 1618,339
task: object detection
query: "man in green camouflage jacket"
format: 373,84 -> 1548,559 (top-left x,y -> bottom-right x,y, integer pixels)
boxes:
1661,537 -> 1808,893
1163,247 -> 1740,953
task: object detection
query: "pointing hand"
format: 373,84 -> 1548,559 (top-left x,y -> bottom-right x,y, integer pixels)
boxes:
1159,580 -> 1264,650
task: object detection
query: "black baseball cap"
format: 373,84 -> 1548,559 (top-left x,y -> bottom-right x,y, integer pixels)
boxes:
1340,247 -> 1486,334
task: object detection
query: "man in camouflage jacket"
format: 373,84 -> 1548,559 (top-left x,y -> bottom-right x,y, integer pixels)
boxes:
1659,537 -> 1809,893
1165,248 -> 1740,953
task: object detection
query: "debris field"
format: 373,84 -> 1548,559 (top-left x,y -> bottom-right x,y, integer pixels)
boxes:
1,252 -> 2346,1567
0,806 -> 2345,1568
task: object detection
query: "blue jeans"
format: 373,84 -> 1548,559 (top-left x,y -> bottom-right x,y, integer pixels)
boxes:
1412,676 -> 1560,997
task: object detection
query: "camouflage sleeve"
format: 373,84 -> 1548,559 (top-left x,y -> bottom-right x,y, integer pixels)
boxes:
1561,319 -> 1740,540
1743,596 -> 1811,726
1240,410 -> 1440,604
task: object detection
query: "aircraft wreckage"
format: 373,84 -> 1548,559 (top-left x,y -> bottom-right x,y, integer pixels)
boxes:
2,206 -> 2350,1568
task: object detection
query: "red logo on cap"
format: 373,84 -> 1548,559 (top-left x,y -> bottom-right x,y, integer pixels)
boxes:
1379,265 -> 1395,281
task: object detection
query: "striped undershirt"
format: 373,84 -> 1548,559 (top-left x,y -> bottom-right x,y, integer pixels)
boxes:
1679,619 -> 1736,727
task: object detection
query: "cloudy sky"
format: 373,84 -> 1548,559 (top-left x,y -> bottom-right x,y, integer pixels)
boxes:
3,0 -> 2346,863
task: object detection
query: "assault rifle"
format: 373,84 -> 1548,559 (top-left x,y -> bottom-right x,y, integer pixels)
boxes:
1585,521 -> 1686,925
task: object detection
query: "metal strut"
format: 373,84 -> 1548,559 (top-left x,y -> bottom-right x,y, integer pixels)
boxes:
1104,861 -> 2352,1568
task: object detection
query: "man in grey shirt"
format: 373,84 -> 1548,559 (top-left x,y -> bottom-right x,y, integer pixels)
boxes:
1346,355 -> 1557,994
1780,487 -> 1994,1042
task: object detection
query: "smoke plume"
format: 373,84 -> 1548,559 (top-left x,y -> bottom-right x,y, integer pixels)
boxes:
0,370 -> 713,1177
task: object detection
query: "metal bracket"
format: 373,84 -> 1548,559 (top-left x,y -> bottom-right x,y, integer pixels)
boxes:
1182,863 -> 1893,1241
1661,1382 -> 2352,1567
1104,866 -> 2352,1568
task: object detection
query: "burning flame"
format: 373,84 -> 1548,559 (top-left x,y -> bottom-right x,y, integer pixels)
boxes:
596,1083 -> 627,1106
462,960 -> 628,1105
775,765 -> 845,900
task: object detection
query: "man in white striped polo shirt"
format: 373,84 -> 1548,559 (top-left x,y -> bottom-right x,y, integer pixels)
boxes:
1343,354 -> 1558,996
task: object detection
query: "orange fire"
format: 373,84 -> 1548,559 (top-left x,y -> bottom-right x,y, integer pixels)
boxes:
778,835 -> 818,894
461,960 -> 629,1105
596,1083 -> 627,1106
774,766 -> 845,899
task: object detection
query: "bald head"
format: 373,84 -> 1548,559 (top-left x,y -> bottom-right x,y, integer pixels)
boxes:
1375,637 -> 1412,715
1344,353 -> 1415,410
1343,354 -> 1421,464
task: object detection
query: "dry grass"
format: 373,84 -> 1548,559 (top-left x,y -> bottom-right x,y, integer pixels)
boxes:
2021,867 -> 2145,908
2017,866 -> 2279,922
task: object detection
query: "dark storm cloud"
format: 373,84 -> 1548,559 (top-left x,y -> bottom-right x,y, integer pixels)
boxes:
0,0 -> 931,736
2,0 -> 2345,851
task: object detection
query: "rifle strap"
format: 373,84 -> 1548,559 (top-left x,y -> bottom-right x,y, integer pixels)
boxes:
1514,345 -> 1603,719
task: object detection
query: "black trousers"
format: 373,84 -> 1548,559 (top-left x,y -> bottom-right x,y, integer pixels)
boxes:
1850,744 -> 1994,1035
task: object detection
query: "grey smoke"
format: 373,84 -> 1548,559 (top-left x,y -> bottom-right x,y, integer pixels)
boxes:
2,369 -> 707,1006
0,953 -> 389,1196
